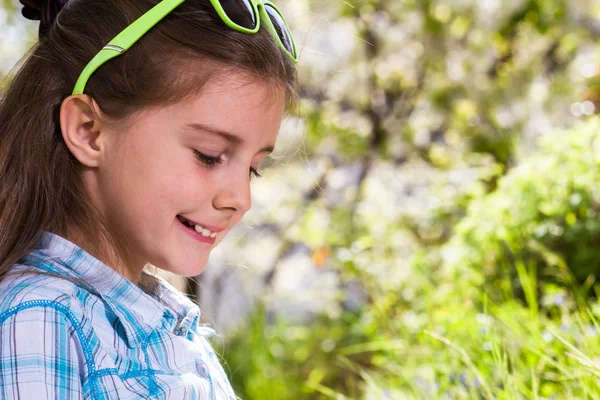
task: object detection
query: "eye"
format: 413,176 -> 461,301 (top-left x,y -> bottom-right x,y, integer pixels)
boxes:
250,167 -> 262,181
194,150 -> 262,181
193,150 -> 223,168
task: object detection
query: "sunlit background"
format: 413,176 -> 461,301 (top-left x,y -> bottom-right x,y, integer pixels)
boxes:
3,0 -> 600,398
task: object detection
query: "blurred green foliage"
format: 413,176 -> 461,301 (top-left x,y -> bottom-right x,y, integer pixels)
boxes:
225,118 -> 600,399
445,117 -> 600,304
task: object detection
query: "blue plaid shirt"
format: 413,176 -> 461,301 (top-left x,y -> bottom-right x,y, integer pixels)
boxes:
0,231 -> 238,399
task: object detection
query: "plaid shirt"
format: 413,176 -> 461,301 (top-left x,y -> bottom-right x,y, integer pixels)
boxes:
0,231 -> 238,399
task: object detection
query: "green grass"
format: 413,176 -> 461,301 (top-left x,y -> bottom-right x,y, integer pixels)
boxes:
221,266 -> 600,399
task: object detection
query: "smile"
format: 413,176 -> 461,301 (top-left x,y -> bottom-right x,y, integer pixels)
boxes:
176,215 -> 217,238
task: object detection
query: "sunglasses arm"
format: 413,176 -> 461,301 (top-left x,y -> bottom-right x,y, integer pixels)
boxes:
72,0 -> 184,95
72,47 -> 122,95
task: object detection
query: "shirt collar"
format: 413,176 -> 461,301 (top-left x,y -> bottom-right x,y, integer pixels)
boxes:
141,269 -> 201,337
21,231 -> 201,348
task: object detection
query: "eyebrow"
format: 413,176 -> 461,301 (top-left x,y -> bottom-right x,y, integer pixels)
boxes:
184,122 -> 275,154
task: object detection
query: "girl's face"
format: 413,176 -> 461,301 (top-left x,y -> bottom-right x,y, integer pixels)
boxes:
87,72 -> 285,280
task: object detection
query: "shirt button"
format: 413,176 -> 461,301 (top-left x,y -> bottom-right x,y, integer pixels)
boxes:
196,360 -> 210,377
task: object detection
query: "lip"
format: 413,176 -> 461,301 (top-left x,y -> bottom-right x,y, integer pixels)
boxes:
177,215 -> 225,233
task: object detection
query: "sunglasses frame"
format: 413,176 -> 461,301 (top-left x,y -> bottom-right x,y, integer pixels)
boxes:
72,0 -> 297,95
208,0 -> 298,63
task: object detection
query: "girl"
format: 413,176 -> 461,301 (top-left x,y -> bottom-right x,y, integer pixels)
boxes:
0,0 -> 298,398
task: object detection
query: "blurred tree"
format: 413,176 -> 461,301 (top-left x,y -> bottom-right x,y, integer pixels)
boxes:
239,0 -> 600,318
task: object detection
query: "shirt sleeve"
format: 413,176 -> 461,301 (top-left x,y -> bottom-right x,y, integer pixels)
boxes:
0,303 -> 85,399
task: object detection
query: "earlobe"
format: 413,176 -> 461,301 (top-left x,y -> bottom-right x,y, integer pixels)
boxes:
59,95 -> 105,168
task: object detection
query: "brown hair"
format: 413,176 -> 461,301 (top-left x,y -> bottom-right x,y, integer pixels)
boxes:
0,0 -> 298,285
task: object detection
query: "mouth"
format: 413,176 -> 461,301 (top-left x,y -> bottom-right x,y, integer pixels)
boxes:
176,215 -> 217,241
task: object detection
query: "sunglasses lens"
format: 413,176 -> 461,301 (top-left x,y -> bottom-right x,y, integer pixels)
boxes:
264,4 -> 296,59
219,0 -> 256,29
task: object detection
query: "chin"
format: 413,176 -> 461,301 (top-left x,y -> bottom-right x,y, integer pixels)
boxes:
171,258 -> 209,277
147,255 -> 208,277
176,266 -> 207,277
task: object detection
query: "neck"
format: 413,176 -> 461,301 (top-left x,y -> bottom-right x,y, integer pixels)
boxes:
64,225 -> 143,285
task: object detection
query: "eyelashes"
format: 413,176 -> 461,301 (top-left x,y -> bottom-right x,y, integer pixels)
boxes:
193,150 -> 222,167
192,150 -> 262,180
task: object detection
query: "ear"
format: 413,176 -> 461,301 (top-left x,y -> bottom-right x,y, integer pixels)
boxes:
59,95 -> 107,168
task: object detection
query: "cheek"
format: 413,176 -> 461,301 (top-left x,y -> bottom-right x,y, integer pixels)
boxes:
158,151 -> 217,211
105,137 -> 216,227
104,142 -> 177,220
173,168 -> 213,206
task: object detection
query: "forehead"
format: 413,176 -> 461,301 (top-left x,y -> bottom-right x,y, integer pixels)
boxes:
175,71 -> 286,143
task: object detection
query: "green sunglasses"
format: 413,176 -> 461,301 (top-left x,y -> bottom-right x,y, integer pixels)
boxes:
72,0 -> 298,95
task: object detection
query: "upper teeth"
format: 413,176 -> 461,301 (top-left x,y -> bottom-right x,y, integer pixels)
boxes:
179,216 -> 216,238
194,224 -> 216,238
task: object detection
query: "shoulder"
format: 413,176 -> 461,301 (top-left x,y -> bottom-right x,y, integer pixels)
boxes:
0,263 -> 84,323
0,268 -> 90,398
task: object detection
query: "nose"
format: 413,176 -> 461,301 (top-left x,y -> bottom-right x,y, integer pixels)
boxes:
212,164 -> 252,216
